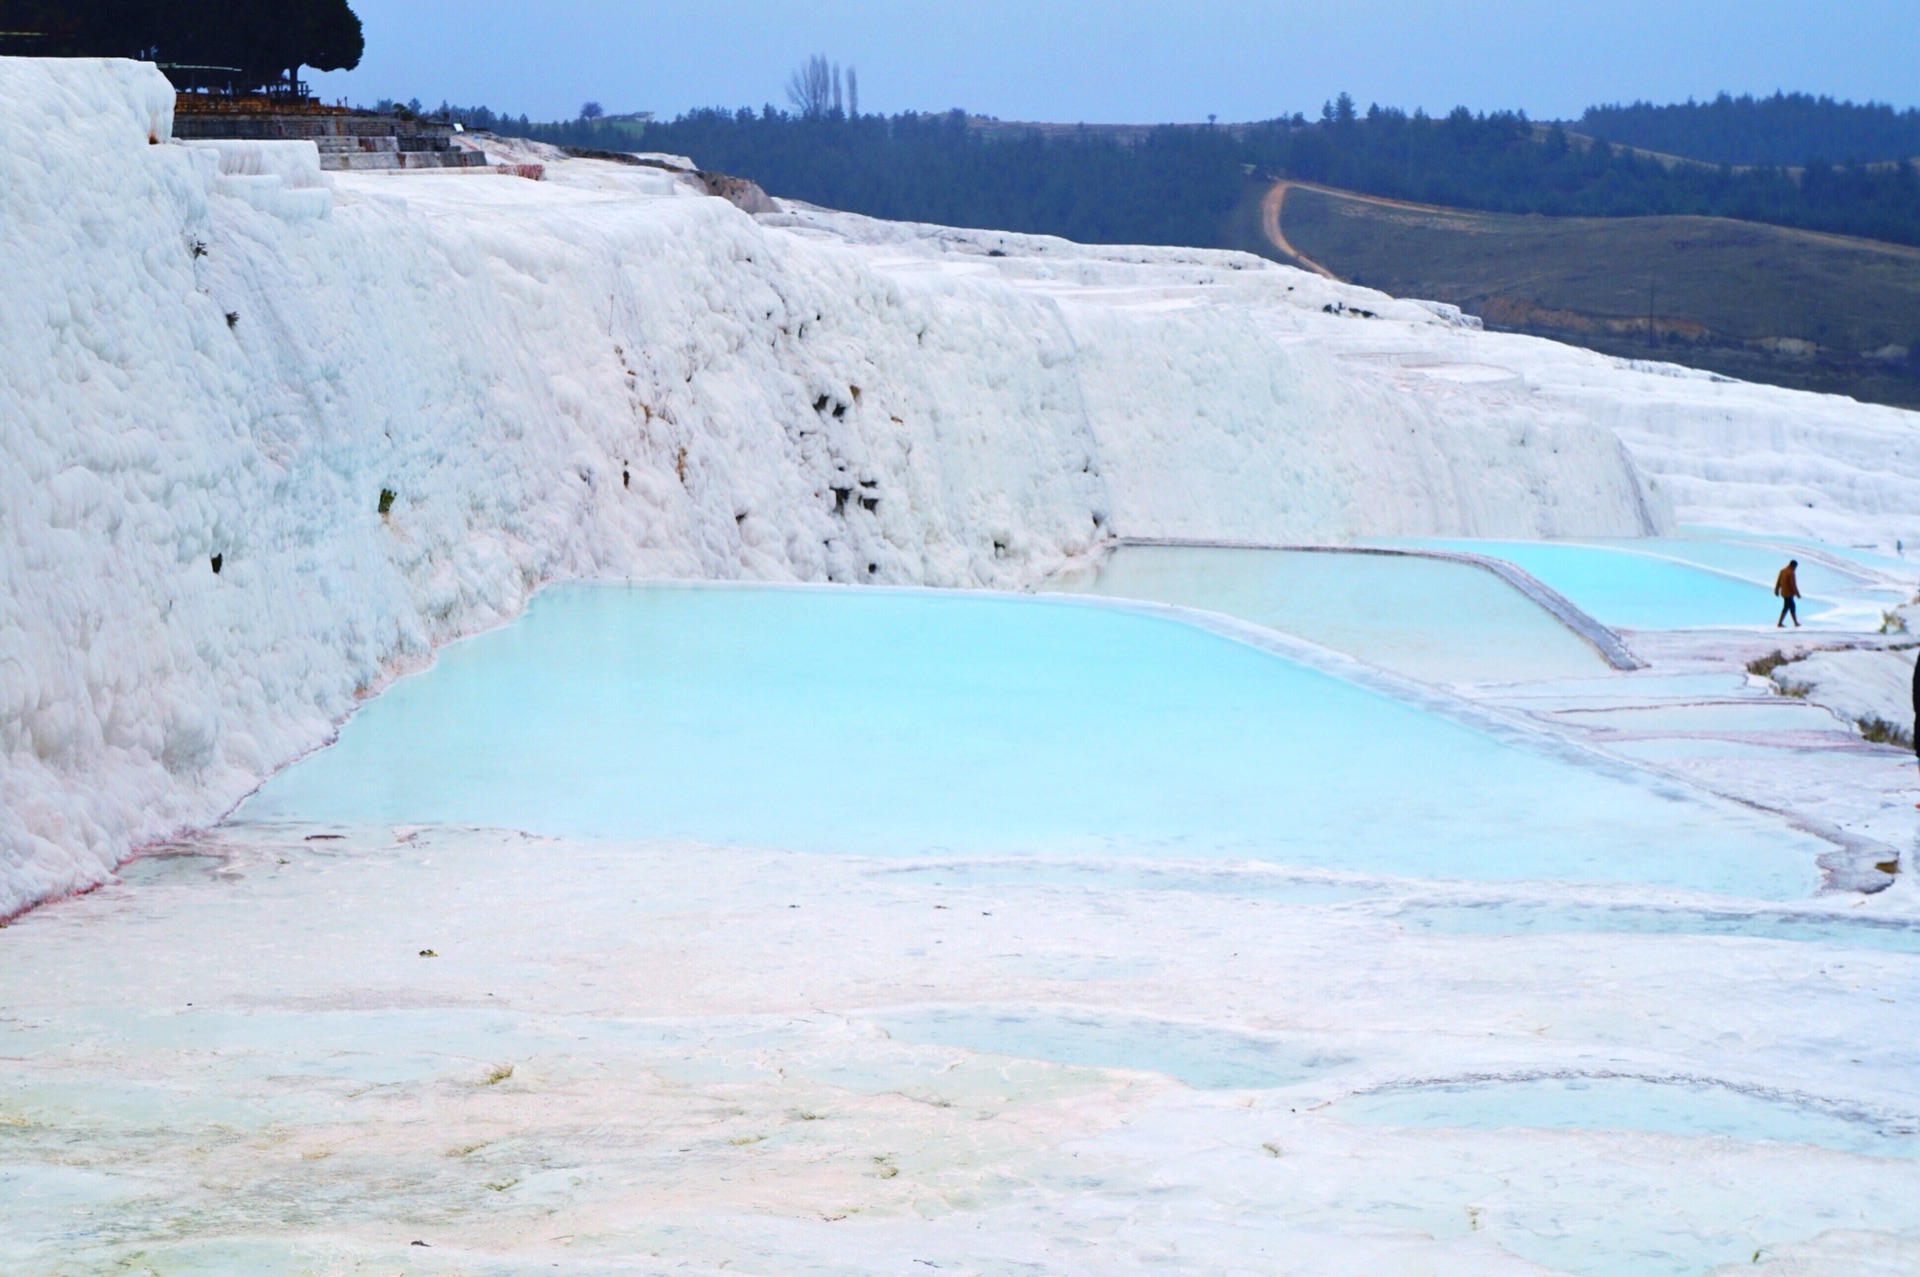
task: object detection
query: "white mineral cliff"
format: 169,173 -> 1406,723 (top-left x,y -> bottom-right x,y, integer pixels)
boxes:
5,58 -> 1920,915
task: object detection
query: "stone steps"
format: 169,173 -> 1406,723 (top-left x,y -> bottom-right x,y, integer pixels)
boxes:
317,149 -> 491,171
175,104 -> 489,172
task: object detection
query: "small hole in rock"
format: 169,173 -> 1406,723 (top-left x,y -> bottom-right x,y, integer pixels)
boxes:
209,553 -> 223,574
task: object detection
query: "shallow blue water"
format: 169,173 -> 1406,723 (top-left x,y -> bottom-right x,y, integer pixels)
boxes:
242,585 -> 1825,897
872,1006 -> 1345,1089
1686,526 -> 1919,576
1383,539 -> 1820,630
875,863 -> 1920,952
1385,900 -> 1920,951
1577,538 -> 1868,600
1338,1077 -> 1918,1158
1040,545 -> 1607,683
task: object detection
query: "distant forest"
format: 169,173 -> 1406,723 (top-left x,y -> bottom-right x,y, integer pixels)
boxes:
445,91 -> 1920,251
1581,93 -> 1920,167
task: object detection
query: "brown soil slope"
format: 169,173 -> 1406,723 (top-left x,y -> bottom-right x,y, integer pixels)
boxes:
1235,182 -> 1920,409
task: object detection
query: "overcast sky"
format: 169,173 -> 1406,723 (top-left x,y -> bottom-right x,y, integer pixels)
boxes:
309,1 -> 1920,124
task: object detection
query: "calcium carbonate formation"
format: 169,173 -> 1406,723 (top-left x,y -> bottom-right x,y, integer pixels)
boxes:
5,57 -> 1920,916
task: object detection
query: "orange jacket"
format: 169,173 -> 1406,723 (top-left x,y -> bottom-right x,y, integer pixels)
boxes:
1774,566 -> 1800,599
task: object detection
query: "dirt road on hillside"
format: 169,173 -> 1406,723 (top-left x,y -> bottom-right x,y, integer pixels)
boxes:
1259,182 -> 1338,278
1265,177 -> 1920,265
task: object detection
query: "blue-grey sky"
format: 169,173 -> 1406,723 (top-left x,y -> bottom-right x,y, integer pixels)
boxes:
309,1 -> 1920,124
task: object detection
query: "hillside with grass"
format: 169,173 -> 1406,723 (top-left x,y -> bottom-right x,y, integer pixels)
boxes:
1251,183 -> 1920,408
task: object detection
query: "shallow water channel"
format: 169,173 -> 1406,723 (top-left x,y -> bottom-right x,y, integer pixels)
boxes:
1335,1075 -> 1919,1159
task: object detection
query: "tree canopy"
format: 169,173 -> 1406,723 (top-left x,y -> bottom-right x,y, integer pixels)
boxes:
1,1 -> 363,87
1582,93 -> 1920,168
454,99 -> 1920,251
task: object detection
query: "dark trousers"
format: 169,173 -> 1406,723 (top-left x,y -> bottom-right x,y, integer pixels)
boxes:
1778,597 -> 1798,625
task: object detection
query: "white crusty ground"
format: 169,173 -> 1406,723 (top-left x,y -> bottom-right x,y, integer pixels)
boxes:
1772,644 -> 1920,741
3,824 -> 1916,1276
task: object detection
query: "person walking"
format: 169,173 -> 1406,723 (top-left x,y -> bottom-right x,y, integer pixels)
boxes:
1774,559 -> 1801,627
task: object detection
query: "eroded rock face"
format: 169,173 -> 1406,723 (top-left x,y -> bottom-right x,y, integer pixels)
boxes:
697,169 -> 777,214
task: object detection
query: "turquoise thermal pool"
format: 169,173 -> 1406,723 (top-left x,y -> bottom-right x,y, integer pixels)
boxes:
1578,537 -> 1872,600
240,584 -> 1828,897
1383,538 -> 1830,629
1039,545 -> 1609,683
1688,526 -> 1920,575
